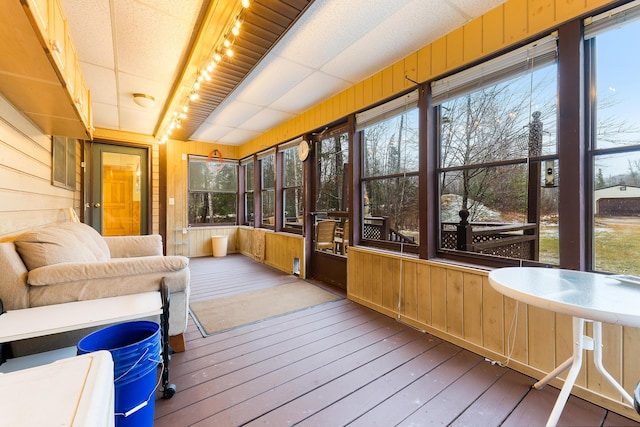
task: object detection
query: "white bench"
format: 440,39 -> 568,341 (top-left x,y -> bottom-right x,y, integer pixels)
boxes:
0,292 -> 162,372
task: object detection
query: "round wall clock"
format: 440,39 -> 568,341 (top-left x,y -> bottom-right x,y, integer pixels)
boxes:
297,140 -> 310,161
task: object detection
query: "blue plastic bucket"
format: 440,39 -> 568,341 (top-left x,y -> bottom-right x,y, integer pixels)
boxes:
78,321 -> 161,427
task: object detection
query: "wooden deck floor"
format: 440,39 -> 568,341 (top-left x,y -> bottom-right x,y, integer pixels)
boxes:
154,254 -> 640,426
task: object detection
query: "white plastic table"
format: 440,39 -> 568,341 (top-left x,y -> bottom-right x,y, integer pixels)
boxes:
488,267 -> 640,426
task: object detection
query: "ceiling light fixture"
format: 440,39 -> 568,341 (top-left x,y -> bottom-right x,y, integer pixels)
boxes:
157,0 -> 251,144
133,93 -> 155,108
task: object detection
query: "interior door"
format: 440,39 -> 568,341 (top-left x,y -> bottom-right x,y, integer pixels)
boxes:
86,142 -> 148,236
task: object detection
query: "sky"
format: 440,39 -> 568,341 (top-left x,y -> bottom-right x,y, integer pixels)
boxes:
592,20 -> 640,181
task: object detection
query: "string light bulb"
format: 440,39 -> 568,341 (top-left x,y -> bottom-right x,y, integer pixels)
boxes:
158,0 -> 250,143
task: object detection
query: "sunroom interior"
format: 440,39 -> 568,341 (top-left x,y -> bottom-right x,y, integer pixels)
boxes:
2,0 -> 640,423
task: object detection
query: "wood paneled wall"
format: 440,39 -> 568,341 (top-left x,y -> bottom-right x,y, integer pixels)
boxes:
164,139 -> 239,255
263,231 -> 305,276
185,226 -> 238,257
348,247 -> 640,421
236,227 -> 305,276
0,94 -> 80,238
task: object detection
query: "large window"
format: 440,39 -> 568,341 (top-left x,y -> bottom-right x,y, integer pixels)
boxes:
587,3 -> 640,275
188,155 -> 237,225
280,138 -> 304,232
242,158 -> 254,225
357,90 -> 419,251
433,36 -> 559,263
259,150 -> 275,227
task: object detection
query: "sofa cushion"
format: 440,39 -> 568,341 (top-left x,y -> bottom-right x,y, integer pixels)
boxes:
58,222 -> 110,262
27,256 -> 189,287
14,222 -> 111,271
104,235 -> 162,258
15,227 -> 97,270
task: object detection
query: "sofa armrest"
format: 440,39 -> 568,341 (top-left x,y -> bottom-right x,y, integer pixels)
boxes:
27,256 -> 188,290
0,243 -> 30,310
103,235 -> 163,258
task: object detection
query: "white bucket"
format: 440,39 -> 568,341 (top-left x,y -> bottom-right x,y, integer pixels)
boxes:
211,236 -> 228,257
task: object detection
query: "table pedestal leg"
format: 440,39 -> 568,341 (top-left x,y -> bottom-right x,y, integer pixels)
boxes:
592,321 -> 633,405
533,318 -> 633,426
531,318 -> 585,426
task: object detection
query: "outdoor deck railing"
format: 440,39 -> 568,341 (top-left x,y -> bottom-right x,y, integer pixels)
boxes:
441,210 -> 539,260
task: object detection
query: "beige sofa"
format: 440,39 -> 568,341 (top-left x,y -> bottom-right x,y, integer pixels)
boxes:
0,221 -> 190,355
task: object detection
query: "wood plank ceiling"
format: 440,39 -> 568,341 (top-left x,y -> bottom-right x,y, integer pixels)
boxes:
167,0 -> 313,141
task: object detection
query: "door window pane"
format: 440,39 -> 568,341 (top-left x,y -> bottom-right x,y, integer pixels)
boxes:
282,147 -> 303,231
102,152 -> 142,236
316,132 -> 348,212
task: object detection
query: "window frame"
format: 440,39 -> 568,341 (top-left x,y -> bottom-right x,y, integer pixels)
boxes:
585,2 -> 640,274
429,35 -> 561,267
279,137 -> 304,234
258,149 -> 276,229
241,157 -> 255,226
52,135 -> 77,190
357,90 -> 420,254
187,154 -> 238,227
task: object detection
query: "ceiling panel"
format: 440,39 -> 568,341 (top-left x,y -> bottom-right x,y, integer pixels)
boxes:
270,72 -> 349,113
234,57 -> 313,106
114,0 -> 192,82
239,108 -> 295,132
206,101 -> 263,127
82,63 -> 117,105
276,0 -> 412,70
63,0 -> 114,69
91,102 -> 120,129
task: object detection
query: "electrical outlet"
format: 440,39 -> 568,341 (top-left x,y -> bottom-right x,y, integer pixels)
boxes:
169,198 -> 175,206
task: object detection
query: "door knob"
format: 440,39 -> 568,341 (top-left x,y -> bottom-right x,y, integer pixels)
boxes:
93,203 -> 101,208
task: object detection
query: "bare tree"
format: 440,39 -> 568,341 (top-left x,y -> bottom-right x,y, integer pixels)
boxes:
440,72 -> 555,220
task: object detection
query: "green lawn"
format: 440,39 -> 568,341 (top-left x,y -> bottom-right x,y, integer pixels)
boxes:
539,217 -> 640,275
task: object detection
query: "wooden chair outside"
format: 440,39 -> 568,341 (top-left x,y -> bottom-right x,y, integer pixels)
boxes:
315,220 -> 336,252
334,220 -> 349,255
